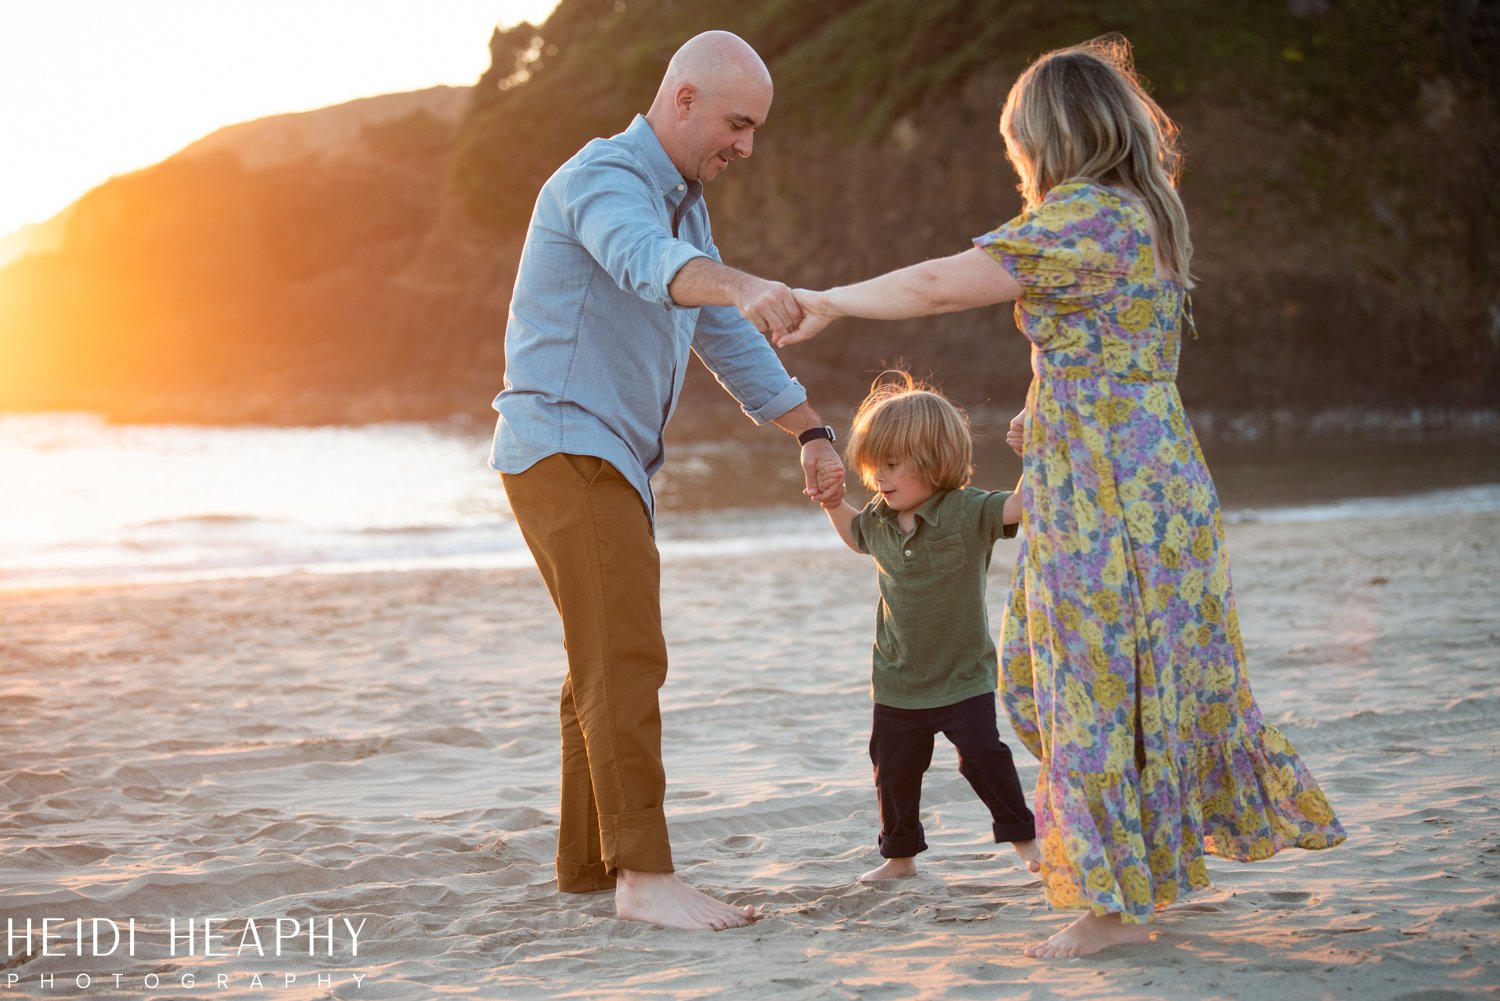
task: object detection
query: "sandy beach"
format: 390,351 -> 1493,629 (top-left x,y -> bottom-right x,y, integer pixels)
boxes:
2,505 -> 1497,1000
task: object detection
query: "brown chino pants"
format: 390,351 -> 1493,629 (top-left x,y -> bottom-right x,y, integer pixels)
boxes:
501,453 -> 673,891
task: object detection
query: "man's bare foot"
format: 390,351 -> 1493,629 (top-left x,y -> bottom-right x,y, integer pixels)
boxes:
858,856 -> 917,883
1024,911 -> 1150,958
1012,839 -> 1042,873
614,869 -> 754,931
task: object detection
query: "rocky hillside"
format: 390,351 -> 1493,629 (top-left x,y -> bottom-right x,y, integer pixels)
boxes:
1,0 -> 1495,433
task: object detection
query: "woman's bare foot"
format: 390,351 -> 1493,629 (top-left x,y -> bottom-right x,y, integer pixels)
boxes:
1011,839 -> 1042,873
1024,911 -> 1150,958
614,870 -> 755,931
858,856 -> 917,883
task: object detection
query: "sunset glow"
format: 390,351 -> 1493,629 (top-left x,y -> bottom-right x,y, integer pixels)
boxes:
0,1 -> 560,240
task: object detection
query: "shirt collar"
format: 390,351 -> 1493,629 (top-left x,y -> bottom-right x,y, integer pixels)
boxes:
623,114 -> 701,212
873,488 -> 953,529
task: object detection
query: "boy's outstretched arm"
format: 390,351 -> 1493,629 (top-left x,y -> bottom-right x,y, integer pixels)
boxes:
826,500 -> 862,553
1003,475 -> 1025,527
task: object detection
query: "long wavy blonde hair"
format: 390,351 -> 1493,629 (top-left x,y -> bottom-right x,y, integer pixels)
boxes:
1000,35 -> 1195,288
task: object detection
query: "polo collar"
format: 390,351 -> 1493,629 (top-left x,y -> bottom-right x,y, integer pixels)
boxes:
874,488 -> 953,529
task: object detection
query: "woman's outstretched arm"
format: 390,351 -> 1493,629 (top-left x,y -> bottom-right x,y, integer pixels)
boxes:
775,248 -> 1023,347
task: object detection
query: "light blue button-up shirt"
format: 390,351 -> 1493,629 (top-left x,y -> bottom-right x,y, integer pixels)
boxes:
489,114 -> 807,525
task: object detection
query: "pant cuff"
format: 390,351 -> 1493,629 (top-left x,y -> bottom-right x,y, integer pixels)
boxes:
556,859 -> 615,894
600,805 -> 673,874
878,830 -> 928,859
993,820 -> 1037,843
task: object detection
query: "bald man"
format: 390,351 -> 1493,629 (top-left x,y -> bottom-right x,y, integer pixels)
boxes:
489,31 -> 845,930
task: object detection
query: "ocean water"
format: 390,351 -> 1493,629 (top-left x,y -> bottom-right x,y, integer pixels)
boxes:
2,412 -> 1497,590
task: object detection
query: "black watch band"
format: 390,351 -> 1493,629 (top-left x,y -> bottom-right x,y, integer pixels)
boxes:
797,425 -> 837,446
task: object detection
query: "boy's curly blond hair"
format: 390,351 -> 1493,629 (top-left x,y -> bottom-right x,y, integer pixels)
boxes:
845,372 -> 973,492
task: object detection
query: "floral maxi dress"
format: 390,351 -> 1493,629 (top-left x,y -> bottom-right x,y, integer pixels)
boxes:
975,182 -> 1346,922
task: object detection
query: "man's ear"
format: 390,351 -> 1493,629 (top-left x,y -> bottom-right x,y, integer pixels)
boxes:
674,83 -> 697,119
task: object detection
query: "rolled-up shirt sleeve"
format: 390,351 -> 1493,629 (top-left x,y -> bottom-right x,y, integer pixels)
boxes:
692,303 -> 807,425
563,156 -> 705,308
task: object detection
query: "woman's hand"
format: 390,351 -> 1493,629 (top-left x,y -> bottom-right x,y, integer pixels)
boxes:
774,289 -> 841,348
1006,408 -> 1027,457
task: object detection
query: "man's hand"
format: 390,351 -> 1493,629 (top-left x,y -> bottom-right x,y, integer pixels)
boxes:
1006,407 -> 1028,458
666,258 -> 804,340
734,276 -> 803,342
774,289 -> 840,348
800,438 -> 846,509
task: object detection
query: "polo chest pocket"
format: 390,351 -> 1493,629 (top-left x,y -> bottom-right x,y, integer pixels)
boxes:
927,533 -> 967,575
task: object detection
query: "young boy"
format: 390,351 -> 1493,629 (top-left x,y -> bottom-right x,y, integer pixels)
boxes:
821,375 -> 1040,882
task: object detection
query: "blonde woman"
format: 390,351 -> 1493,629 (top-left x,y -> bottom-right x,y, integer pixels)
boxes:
779,37 -> 1345,957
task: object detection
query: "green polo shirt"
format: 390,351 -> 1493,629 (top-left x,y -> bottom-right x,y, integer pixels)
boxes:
849,486 -> 1018,710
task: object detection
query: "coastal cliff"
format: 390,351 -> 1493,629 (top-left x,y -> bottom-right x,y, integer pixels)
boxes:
0,0 -> 1494,432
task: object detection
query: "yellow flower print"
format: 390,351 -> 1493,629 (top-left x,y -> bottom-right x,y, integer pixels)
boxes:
1186,856 -> 1209,887
1064,677 -> 1094,725
1164,514 -> 1190,551
1085,866 -> 1117,894
1098,480 -> 1122,516
1119,479 -> 1143,504
1164,477 -> 1191,508
1180,567 -> 1204,606
1203,594 -> 1224,624
1090,589 -> 1123,624
1237,685 -> 1254,712
1121,866 -> 1152,906
1210,566 -> 1229,596
1102,339 -> 1132,371
1142,383 -> 1169,417
1064,833 -> 1093,862
1088,644 -> 1111,674
1039,391 -> 1062,423
1045,456 -> 1071,493
1102,537 -> 1127,587
1131,244 -> 1156,282
1126,502 -> 1156,544
1095,672 -> 1127,711
1296,789 -> 1335,825
1006,655 -> 1033,687
1206,662 -> 1234,692
1299,833 -> 1328,850
1119,298 -> 1155,333
1159,545 -> 1181,570
1074,494 -> 1099,537
1057,600 -> 1083,630
1108,724 -> 1134,763
1202,702 -> 1231,734
1190,483 -> 1211,515
1192,525 -> 1215,562
1140,697 -> 1163,733
1074,237 -> 1107,268
1080,619 -> 1105,648
1156,584 -> 1178,613
1154,879 -> 1180,906
1196,623 -> 1215,646
1049,872 -> 1084,907
1149,844 -> 1176,876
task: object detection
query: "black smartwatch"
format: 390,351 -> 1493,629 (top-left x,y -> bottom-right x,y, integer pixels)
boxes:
797,425 -> 837,446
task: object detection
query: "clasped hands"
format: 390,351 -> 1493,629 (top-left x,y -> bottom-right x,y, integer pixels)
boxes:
734,278 -> 838,347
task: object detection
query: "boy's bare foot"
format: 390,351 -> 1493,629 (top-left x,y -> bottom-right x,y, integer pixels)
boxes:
614,870 -> 755,931
1012,839 -> 1042,873
858,856 -> 917,882
1024,911 -> 1150,958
